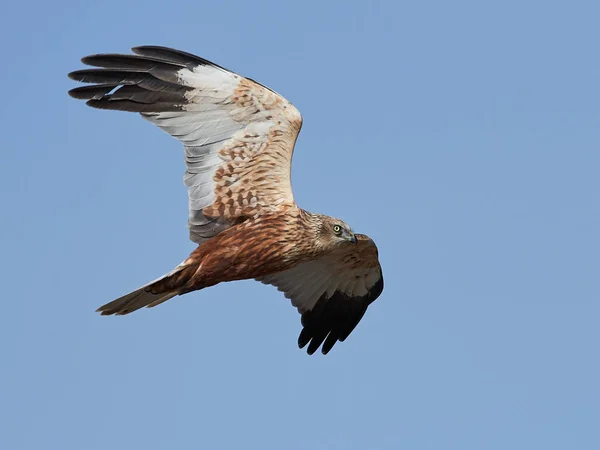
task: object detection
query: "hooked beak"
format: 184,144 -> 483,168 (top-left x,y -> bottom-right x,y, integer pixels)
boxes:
349,233 -> 358,245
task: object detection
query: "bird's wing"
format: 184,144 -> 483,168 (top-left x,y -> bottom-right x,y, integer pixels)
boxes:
256,234 -> 384,355
68,46 -> 302,244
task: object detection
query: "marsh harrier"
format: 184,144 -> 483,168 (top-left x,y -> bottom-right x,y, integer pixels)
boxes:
68,46 -> 384,354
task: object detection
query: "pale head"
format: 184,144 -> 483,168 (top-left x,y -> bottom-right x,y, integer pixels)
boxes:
307,213 -> 358,250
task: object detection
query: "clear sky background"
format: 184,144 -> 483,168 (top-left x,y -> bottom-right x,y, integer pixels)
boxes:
1,1 -> 599,449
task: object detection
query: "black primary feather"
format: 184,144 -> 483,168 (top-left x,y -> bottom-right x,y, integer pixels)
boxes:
298,275 -> 384,355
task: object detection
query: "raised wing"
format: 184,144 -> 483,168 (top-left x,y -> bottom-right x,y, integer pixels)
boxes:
257,235 -> 384,355
68,46 -> 302,244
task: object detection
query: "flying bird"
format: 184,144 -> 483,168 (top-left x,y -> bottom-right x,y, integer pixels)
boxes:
68,46 -> 384,355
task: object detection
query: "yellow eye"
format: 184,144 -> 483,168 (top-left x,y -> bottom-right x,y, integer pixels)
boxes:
333,225 -> 342,234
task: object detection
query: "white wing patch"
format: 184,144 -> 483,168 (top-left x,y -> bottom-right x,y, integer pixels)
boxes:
137,65 -> 244,242
258,260 -> 381,313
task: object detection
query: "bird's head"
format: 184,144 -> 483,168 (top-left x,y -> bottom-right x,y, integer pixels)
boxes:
314,215 -> 358,248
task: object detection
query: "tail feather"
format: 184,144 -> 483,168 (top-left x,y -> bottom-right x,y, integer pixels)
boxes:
96,288 -> 178,316
96,265 -> 188,316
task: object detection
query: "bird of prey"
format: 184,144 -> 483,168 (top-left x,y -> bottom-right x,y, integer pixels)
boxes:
68,46 -> 384,355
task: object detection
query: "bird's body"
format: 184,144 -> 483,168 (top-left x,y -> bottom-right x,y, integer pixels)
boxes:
69,46 -> 384,354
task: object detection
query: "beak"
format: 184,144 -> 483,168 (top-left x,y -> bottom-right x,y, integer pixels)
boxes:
349,233 -> 358,244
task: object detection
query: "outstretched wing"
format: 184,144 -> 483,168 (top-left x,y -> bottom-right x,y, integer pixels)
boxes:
68,46 -> 302,244
257,235 -> 384,355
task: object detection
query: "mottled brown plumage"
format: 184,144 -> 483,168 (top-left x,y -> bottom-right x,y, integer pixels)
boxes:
68,46 -> 384,354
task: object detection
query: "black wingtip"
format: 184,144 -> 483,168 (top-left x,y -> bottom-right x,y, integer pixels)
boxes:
131,45 -> 229,72
67,88 -> 79,99
80,54 -> 104,67
298,328 -> 311,349
296,272 -> 384,356
67,70 -> 81,81
321,332 -> 339,355
68,84 -> 116,100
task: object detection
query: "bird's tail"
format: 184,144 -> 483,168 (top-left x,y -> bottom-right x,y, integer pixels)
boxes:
96,263 -> 192,316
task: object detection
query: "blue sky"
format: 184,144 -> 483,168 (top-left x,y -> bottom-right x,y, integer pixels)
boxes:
1,0 -> 599,449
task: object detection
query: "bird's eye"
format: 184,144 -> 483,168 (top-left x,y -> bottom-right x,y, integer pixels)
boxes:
333,225 -> 342,234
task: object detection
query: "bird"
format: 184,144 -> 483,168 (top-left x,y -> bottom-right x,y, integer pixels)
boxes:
68,45 -> 384,355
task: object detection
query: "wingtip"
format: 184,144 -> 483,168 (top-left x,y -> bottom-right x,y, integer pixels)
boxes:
298,328 -> 311,349
131,45 -> 164,53
67,70 -> 82,81
85,99 -> 101,109
306,346 -> 317,356
80,55 -> 100,66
